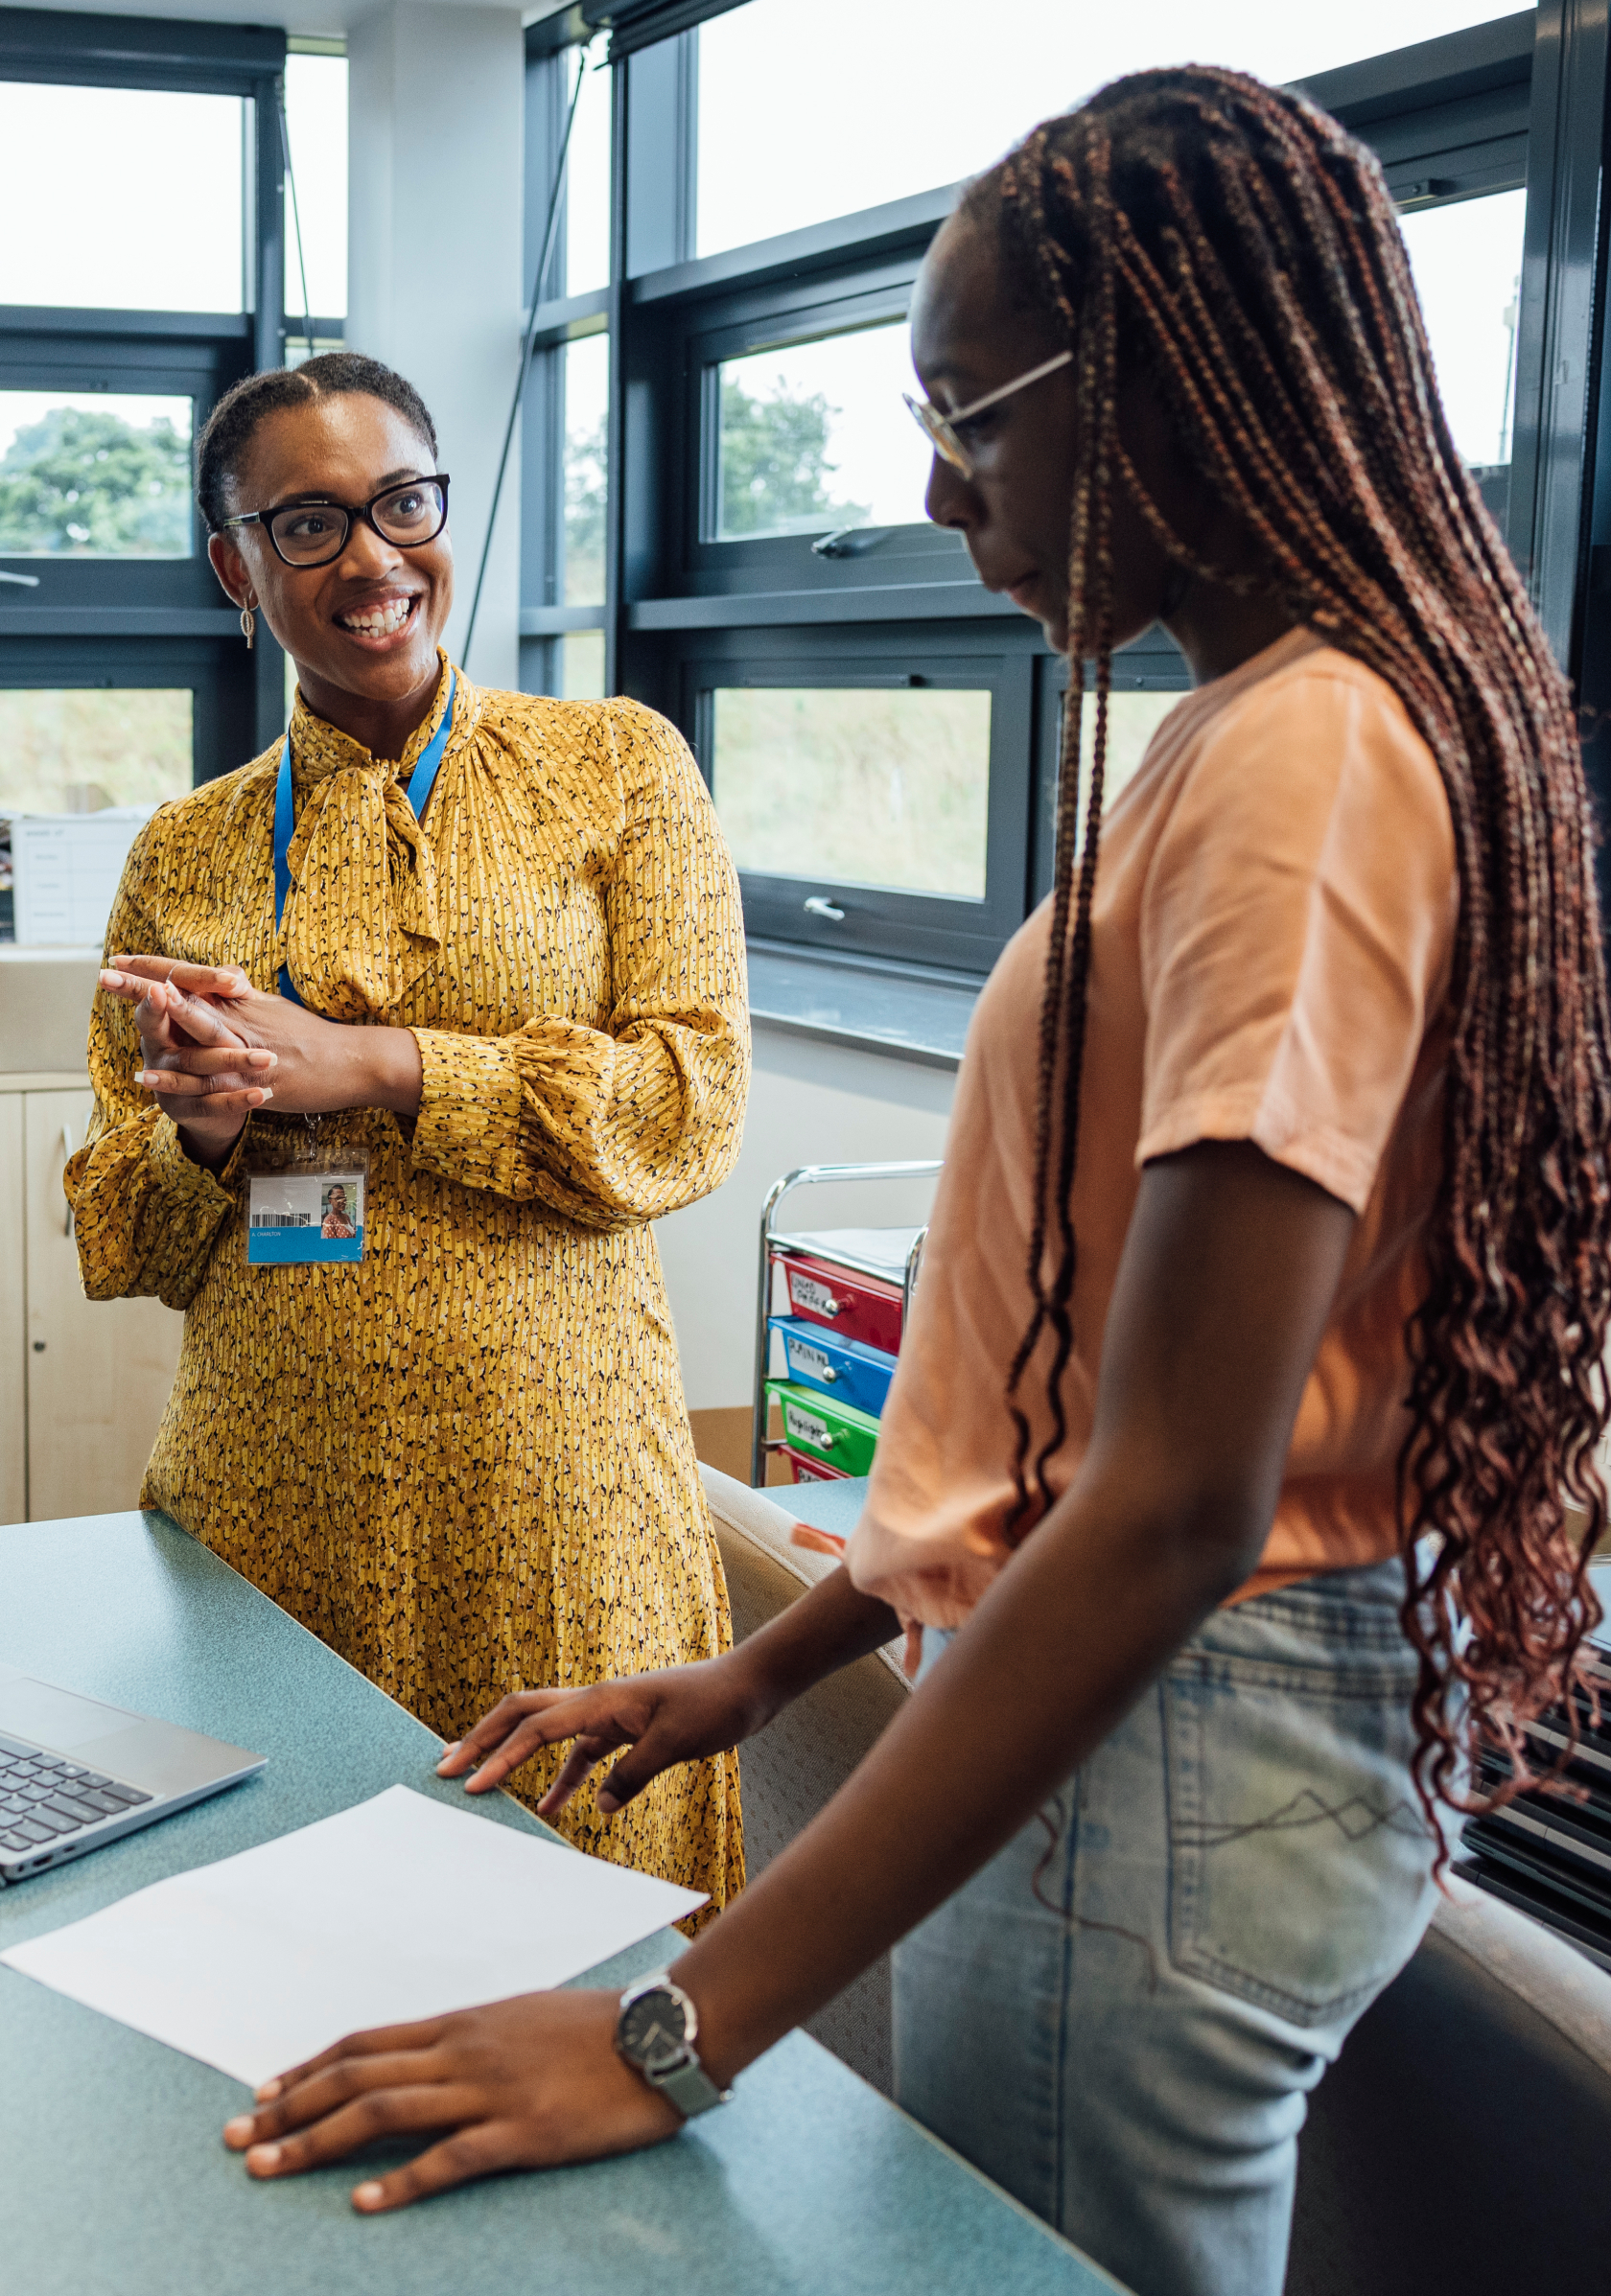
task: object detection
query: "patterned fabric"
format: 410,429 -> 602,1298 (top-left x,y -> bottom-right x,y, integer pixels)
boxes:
67,657 -> 750,1918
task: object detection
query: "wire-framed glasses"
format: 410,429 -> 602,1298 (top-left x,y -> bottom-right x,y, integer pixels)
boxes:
218,475 -> 452,568
902,352 -> 1072,479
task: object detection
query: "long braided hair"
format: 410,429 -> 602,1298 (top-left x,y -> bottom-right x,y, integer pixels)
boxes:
976,68 -> 1611,1825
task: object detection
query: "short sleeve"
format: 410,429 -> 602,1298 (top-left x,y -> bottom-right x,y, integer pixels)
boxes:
1136,661 -> 1458,1214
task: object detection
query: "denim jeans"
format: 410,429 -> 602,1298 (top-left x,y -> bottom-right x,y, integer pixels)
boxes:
892,1558 -> 1443,2296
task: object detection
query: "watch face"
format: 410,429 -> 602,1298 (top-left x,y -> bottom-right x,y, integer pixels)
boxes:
619,1985 -> 690,2074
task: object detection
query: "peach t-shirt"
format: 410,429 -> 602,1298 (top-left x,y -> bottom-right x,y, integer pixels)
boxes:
840,628 -> 1458,1631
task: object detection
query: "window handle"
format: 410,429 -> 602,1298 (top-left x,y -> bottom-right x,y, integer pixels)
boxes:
804,896 -> 846,921
811,526 -> 890,560
0,569 -> 41,588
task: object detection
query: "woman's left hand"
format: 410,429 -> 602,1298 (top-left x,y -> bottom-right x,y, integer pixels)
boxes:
103,956 -> 422,1118
222,1988 -> 680,2212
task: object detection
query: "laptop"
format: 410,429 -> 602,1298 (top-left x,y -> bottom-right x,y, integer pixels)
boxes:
0,1661 -> 264,1885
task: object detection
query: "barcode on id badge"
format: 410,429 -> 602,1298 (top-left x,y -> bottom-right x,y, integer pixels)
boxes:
250,1212 -> 313,1228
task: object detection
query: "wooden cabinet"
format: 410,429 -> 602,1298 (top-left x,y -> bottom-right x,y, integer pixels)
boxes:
1,1074 -> 182,1522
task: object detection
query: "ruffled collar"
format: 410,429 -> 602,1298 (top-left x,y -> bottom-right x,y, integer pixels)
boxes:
275,653 -> 479,1019
287,651 -> 475,791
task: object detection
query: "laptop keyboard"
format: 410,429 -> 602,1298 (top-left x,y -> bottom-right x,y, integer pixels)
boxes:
0,1740 -> 152,1855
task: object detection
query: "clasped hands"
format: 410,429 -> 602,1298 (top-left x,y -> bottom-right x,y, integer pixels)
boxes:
99,957 -> 422,1165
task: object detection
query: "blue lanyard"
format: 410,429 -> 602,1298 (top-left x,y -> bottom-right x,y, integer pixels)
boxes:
273,670 -> 455,1008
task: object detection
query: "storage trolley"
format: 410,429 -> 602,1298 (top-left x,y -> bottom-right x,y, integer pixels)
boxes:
752,1160 -> 944,1490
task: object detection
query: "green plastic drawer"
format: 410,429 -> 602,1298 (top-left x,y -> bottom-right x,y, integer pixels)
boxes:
766,1380 -> 881,1478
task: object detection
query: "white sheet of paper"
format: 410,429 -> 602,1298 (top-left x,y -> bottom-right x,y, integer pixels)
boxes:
0,1785 -> 704,2088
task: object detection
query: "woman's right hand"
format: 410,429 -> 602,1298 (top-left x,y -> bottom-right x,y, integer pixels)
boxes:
435,1651 -> 777,1818
100,965 -> 276,1166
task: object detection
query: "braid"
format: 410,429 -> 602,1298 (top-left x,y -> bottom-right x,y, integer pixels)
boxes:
974,69 -> 1611,1839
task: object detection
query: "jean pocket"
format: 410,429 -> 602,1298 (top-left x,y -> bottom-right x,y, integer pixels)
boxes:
1163,1652 -> 1436,2029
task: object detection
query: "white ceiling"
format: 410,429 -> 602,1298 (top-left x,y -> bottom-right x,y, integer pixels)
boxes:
11,0 -> 561,40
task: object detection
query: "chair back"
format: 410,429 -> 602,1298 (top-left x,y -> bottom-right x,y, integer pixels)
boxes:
1288,1875 -> 1611,2293
701,1466 -> 910,2094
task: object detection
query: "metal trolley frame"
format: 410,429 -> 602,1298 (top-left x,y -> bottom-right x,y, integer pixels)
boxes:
751,1160 -> 944,1489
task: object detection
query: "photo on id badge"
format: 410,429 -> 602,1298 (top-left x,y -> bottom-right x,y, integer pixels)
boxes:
246,1162 -> 366,1265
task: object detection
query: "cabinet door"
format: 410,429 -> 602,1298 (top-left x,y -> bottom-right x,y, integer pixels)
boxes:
0,1097 -> 24,1525
24,1090 -> 183,1522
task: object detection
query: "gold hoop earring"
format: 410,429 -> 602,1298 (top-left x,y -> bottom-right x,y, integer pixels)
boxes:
240,602 -> 256,651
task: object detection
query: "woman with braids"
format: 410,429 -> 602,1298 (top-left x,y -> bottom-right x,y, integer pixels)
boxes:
220,70 -> 1611,2296
68,354 -> 750,1919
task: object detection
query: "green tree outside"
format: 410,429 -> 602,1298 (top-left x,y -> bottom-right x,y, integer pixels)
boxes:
558,379 -> 873,597
0,406 -> 191,555
563,414 -> 607,607
717,376 -> 870,539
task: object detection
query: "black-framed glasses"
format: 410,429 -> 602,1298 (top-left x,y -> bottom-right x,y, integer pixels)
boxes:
218,475 -> 451,568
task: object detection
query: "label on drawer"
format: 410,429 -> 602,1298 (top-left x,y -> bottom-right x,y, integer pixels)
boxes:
782,1399 -> 834,1453
786,1337 -> 837,1385
790,1271 -> 840,1318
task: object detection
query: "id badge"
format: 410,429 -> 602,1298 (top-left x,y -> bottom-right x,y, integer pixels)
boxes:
246,1157 -> 367,1266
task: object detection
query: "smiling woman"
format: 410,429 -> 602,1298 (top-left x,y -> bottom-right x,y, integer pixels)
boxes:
63,355 -> 752,1922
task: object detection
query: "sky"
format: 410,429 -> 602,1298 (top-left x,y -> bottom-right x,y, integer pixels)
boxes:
0,58 -> 346,319
696,0 -> 1510,257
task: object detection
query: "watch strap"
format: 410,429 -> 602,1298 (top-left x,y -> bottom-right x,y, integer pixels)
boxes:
647,2050 -> 730,2118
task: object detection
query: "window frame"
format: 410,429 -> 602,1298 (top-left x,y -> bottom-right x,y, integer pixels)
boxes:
0,10 -> 295,785
683,621 -> 1037,973
520,8 -> 1611,983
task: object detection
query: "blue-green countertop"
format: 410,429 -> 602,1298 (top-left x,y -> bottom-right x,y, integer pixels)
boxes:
0,1508 -> 1123,2296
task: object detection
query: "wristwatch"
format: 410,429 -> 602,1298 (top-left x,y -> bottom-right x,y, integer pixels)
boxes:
615,1972 -> 731,2119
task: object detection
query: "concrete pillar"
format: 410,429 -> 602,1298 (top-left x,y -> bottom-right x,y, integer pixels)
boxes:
346,3 -> 524,692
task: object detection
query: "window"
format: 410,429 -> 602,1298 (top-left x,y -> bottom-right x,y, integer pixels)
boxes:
0,689 -> 193,815
564,335 -> 609,605
519,39 -> 613,699
283,53 -> 349,328
1400,188 -> 1526,470
714,324 -> 931,541
0,82 -> 245,313
0,393 -> 194,558
683,632 -> 1035,972
564,53 -> 613,298
712,684 -> 992,896
1,12 -> 323,895
525,5 -> 1611,987
695,0 -> 1512,257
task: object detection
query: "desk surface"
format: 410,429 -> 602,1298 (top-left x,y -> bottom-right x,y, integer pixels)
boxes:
0,1510 -> 1119,2296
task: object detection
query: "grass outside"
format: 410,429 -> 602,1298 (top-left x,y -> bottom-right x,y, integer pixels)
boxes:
0,688 -> 192,816
713,685 -> 992,899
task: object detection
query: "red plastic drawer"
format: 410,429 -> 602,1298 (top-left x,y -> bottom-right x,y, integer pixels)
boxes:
781,1254 -> 903,1355
783,1446 -> 849,1484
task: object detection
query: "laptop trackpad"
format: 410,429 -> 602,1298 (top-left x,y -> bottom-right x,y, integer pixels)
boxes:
0,1674 -> 143,1755
63,1718 -> 258,1795
0,1676 -> 258,1793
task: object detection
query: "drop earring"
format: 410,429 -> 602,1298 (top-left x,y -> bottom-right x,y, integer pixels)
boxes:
240,601 -> 256,651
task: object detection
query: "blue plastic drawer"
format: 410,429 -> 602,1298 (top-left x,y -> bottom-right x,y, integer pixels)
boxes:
770,1316 -> 898,1420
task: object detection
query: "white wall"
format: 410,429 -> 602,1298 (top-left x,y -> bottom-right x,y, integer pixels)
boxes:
346,1 -> 524,693
656,1024 -> 957,1413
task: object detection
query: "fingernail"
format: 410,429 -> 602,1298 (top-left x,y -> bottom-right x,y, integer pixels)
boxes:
223,2115 -> 254,2144
435,1743 -> 461,1770
247,2143 -> 282,2171
597,1792 -> 619,1813
255,2077 -> 283,2102
354,2181 -> 385,2211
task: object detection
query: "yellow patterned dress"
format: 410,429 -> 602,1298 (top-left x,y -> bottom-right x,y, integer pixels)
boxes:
67,658 -> 748,1916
